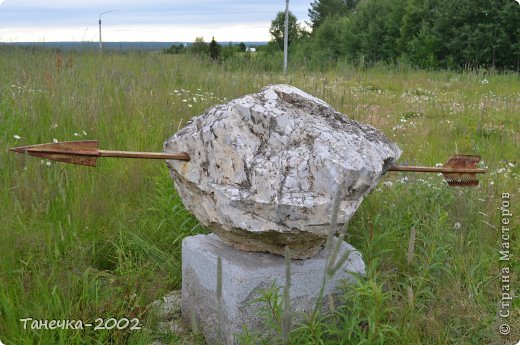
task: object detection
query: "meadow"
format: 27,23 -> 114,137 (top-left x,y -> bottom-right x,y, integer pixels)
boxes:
0,47 -> 518,344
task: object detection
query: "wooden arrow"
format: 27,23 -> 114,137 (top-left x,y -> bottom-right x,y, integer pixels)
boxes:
10,140 -> 486,186
388,154 -> 485,186
9,140 -> 189,167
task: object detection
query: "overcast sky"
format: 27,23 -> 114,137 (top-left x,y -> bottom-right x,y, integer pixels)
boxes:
0,0 -> 312,42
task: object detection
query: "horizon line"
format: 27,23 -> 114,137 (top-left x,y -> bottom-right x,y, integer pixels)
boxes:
1,40 -> 270,44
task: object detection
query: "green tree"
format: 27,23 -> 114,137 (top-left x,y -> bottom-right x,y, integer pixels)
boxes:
308,0 -> 358,29
435,0 -> 520,69
238,42 -> 246,52
338,0 -> 406,63
164,43 -> 185,54
296,0 -> 520,70
269,11 -> 301,50
498,0 -> 520,71
312,16 -> 346,58
209,37 -> 221,61
399,0 -> 520,69
190,37 -> 208,56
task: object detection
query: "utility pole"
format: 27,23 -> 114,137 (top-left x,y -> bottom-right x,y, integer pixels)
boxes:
99,10 -> 115,52
283,0 -> 289,74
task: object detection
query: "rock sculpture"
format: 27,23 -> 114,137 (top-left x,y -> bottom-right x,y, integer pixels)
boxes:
164,84 -> 401,258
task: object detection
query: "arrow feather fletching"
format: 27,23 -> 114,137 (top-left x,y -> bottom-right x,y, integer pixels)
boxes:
442,155 -> 481,186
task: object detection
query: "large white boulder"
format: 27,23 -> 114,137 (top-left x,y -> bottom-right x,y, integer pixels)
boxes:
164,85 -> 401,258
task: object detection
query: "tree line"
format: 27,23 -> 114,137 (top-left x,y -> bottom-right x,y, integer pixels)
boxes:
164,0 -> 519,71
286,0 -> 520,70
164,37 -> 250,62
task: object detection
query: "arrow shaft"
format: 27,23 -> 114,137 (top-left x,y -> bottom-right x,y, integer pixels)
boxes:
99,150 -> 190,160
18,147 -> 190,161
18,147 -> 485,172
388,165 -> 486,174
10,141 -> 486,181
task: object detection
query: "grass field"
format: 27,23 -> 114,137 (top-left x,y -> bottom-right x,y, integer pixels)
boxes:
0,48 -> 519,344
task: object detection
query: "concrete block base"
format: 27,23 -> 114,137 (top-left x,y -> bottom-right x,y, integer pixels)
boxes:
181,234 -> 365,344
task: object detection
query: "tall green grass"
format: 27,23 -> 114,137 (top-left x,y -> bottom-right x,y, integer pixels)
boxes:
0,47 -> 518,344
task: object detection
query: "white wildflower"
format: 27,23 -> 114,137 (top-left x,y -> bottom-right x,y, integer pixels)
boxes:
188,104 -> 193,108
74,132 -> 80,137
53,138 -> 58,143
51,123 -> 58,129
453,222 -> 461,230
82,130 -> 87,136
508,162 -> 514,167
435,163 -> 443,167
13,135 -> 21,140
182,99 -> 187,102
46,161 -> 52,167
383,181 -> 393,187
480,79 -> 489,85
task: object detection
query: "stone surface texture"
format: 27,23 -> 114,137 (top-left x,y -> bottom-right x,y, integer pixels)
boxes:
165,84 -> 401,258
149,290 -> 202,345
181,234 -> 365,345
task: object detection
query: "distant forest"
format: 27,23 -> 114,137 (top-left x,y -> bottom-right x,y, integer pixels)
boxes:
167,0 -> 520,71
286,0 -> 520,70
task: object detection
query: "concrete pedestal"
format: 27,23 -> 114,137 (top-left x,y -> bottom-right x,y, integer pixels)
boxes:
181,234 -> 365,344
